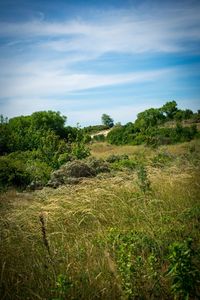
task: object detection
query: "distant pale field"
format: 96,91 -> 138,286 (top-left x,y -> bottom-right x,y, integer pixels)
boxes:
90,139 -> 200,158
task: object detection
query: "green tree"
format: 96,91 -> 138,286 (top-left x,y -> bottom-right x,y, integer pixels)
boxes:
31,111 -> 67,138
0,115 -> 10,154
135,108 -> 165,131
101,114 -> 114,128
161,101 -> 178,120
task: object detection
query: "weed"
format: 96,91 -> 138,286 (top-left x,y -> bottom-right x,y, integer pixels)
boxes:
107,229 -> 161,298
52,274 -> 73,300
39,212 -> 51,256
137,165 -> 151,193
167,238 -> 200,299
151,151 -> 174,168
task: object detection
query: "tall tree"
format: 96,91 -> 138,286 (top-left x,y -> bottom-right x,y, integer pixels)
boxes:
135,108 -> 165,131
101,114 -> 114,128
161,101 -> 178,120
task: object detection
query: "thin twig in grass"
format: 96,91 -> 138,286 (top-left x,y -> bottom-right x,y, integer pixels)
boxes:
39,212 -> 51,256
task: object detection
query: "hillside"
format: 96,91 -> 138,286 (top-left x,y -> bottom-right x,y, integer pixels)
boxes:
1,139 -> 200,299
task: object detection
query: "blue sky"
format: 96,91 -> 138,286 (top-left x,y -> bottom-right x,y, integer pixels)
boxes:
0,0 -> 200,126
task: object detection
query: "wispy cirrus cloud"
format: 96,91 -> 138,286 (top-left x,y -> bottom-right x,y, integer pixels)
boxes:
0,1 -> 200,124
0,68 -> 172,98
0,3 -> 200,56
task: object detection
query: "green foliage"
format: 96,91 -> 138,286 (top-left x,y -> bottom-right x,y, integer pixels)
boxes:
0,122 -> 10,154
167,238 -> 199,299
0,111 -> 89,188
0,151 -> 52,190
101,113 -> 114,128
2,111 -> 69,154
92,134 -> 106,142
107,123 -> 135,145
52,274 -> 73,300
30,111 -> 67,137
72,126 -> 90,159
0,155 -> 31,189
151,151 -> 174,168
137,165 -> 151,193
106,154 -> 129,163
106,101 -> 197,146
106,154 -> 137,171
107,229 -> 160,298
135,108 -> 165,131
146,124 -> 198,147
26,159 -> 52,185
83,124 -> 108,134
174,109 -> 194,121
161,100 -> 178,120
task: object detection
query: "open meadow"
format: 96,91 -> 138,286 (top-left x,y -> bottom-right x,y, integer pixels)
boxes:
0,140 -> 200,299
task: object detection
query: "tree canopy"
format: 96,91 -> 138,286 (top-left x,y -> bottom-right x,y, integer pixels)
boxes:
101,114 -> 114,128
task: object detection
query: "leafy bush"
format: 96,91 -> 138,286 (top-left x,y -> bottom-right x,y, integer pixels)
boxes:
167,238 -> 200,299
0,156 -> 31,190
71,142 -> 90,160
92,134 -> 106,142
71,127 -> 90,160
137,165 -> 151,193
151,151 -> 174,168
83,124 -> 108,134
107,229 -> 160,299
146,124 -> 198,147
106,102 -> 198,146
107,123 -> 135,145
26,160 -> 52,185
111,159 -> 136,171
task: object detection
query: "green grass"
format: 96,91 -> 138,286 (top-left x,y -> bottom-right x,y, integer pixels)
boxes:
0,140 -> 200,299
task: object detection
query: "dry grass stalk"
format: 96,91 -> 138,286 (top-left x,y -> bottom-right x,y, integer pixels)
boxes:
39,212 -> 51,256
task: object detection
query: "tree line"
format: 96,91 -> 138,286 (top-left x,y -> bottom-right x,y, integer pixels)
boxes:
0,101 -> 199,190
0,111 -> 90,190
106,101 -> 200,146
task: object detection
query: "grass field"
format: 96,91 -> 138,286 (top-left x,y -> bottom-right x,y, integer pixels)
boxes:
0,140 -> 200,299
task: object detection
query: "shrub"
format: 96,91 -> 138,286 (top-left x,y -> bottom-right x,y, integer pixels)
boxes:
106,154 -> 129,163
111,159 -> 136,171
86,157 -> 110,174
151,151 -> 174,168
0,156 -> 31,189
26,160 -> 52,185
92,134 -> 106,142
167,238 -> 200,299
107,229 -> 160,299
61,160 -> 96,178
47,160 -> 96,188
137,165 -> 151,193
83,124 -> 108,134
107,123 -> 135,145
71,142 -> 90,159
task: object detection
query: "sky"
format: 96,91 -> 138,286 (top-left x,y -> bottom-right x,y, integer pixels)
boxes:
0,0 -> 200,126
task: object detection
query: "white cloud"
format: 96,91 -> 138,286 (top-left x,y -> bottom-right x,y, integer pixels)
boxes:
0,3 -> 199,56
0,2 -> 199,124
0,68 -> 172,98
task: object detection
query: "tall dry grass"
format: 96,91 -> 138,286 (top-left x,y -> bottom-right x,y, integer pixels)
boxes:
0,140 -> 200,299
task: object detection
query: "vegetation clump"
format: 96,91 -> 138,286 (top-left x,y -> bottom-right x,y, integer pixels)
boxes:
47,160 -> 96,187
107,101 -> 199,146
0,139 -> 200,299
86,157 -> 110,174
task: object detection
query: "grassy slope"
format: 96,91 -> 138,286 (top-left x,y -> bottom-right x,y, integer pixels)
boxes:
0,140 -> 200,299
